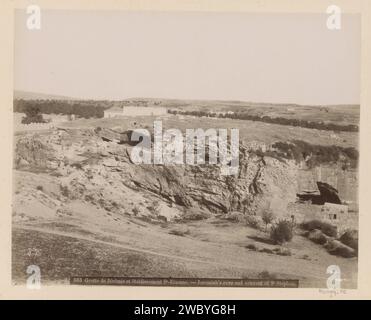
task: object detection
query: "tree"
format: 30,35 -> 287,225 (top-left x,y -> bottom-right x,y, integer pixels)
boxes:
21,105 -> 45,124
262,210 -> 275,232
270,219 -> 293,245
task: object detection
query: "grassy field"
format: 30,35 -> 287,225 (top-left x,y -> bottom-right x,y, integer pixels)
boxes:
12,210 -> 358,288
58,114 -> 358,149
12,228 -> 196,284
168,102 -> 359,126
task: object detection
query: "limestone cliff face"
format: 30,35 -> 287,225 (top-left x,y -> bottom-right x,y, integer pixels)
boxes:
14,129 -> 298,218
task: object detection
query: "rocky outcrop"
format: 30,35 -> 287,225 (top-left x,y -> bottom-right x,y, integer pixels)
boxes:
339,229 -> 358,251
317,182 -> 341,204
14,129 -> 298,218
308,229 -> 328,245
325,239 -> 356,258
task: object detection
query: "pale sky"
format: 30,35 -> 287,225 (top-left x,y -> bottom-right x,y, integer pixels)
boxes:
14,11 -> 360,105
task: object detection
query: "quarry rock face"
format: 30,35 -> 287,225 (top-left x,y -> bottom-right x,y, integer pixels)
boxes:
14,128 -> 298,219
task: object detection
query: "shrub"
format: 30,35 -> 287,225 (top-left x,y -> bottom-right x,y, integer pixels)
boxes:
245,215 -> 260,229
226,212 -> 243,222
36,185 -> 43,191
169,109 -> 358,133
71,162 -> 83,170
179,210 -> 210,221
21,105 -> 46,124
169,227 -> 190,237
259,248 -> 274,254
147,200 -> 160,215
258,270 -> 276,279
246,244 -> 258,251
59,185 -> 70,198
273,247 -> 292,256
262,210 -> 275,231
270,219 -> 293,244
301,220 -> 337,237
132,206 -> 140,216
111,201 -> 119,208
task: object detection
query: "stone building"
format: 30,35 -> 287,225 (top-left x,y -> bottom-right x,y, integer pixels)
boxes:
104,105 -> 167,118
103,106 -> 125,118
321,202 -> 348,222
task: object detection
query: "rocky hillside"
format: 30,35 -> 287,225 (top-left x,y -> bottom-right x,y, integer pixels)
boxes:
14,128 -> 299,221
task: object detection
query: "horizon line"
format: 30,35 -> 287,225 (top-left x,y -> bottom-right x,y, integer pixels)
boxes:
13,89 -> 360,107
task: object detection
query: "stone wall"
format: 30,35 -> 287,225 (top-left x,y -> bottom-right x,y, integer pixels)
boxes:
15,122 -> 55,132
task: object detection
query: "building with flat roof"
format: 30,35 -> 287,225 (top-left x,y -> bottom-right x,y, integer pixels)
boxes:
103,106 -> 125,118
104,106 -> 167,118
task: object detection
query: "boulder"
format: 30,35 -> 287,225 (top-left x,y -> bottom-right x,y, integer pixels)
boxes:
18,158 -> 29,166
339,229 -> 358,251
156,203 -> 180,222
325,239 -> 356,258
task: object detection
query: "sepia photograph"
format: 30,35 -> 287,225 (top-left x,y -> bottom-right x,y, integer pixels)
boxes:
11,8 -> 360,290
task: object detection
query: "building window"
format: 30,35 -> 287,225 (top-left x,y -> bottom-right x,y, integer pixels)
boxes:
329,213 -> 337,220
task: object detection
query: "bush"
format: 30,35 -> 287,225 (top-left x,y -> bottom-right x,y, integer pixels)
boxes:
179,210 -> 210,221
259,248 -> 274,254
60,185 -> 70,198
262,210 -> 275,231
21,105 -> 46,124
132,206 -> 140,216
245,215 -> 260,229
258,270 -> 276,279
246,244 -> 258,251
226,212 -> 244,222
71,162 -> 83,170
301,220 -> 337,237
147,200 -> 160,215
36,185 -> 43,191
15,99 -> 106,119
271,140 -> 358,169
270,219 -> 293,244
169,227 -> 190,237
300,254 -> 310,260
273,247 -> 292,256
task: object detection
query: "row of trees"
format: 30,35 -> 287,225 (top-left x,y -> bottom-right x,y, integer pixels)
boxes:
14,99 -> 110,119
169,109 -> 359,132
21,105 -> 46,124
269,140 -> 359,169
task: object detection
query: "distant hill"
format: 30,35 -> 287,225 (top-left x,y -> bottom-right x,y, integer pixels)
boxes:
13,91 -> 359,126
14,90 -> 80,101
